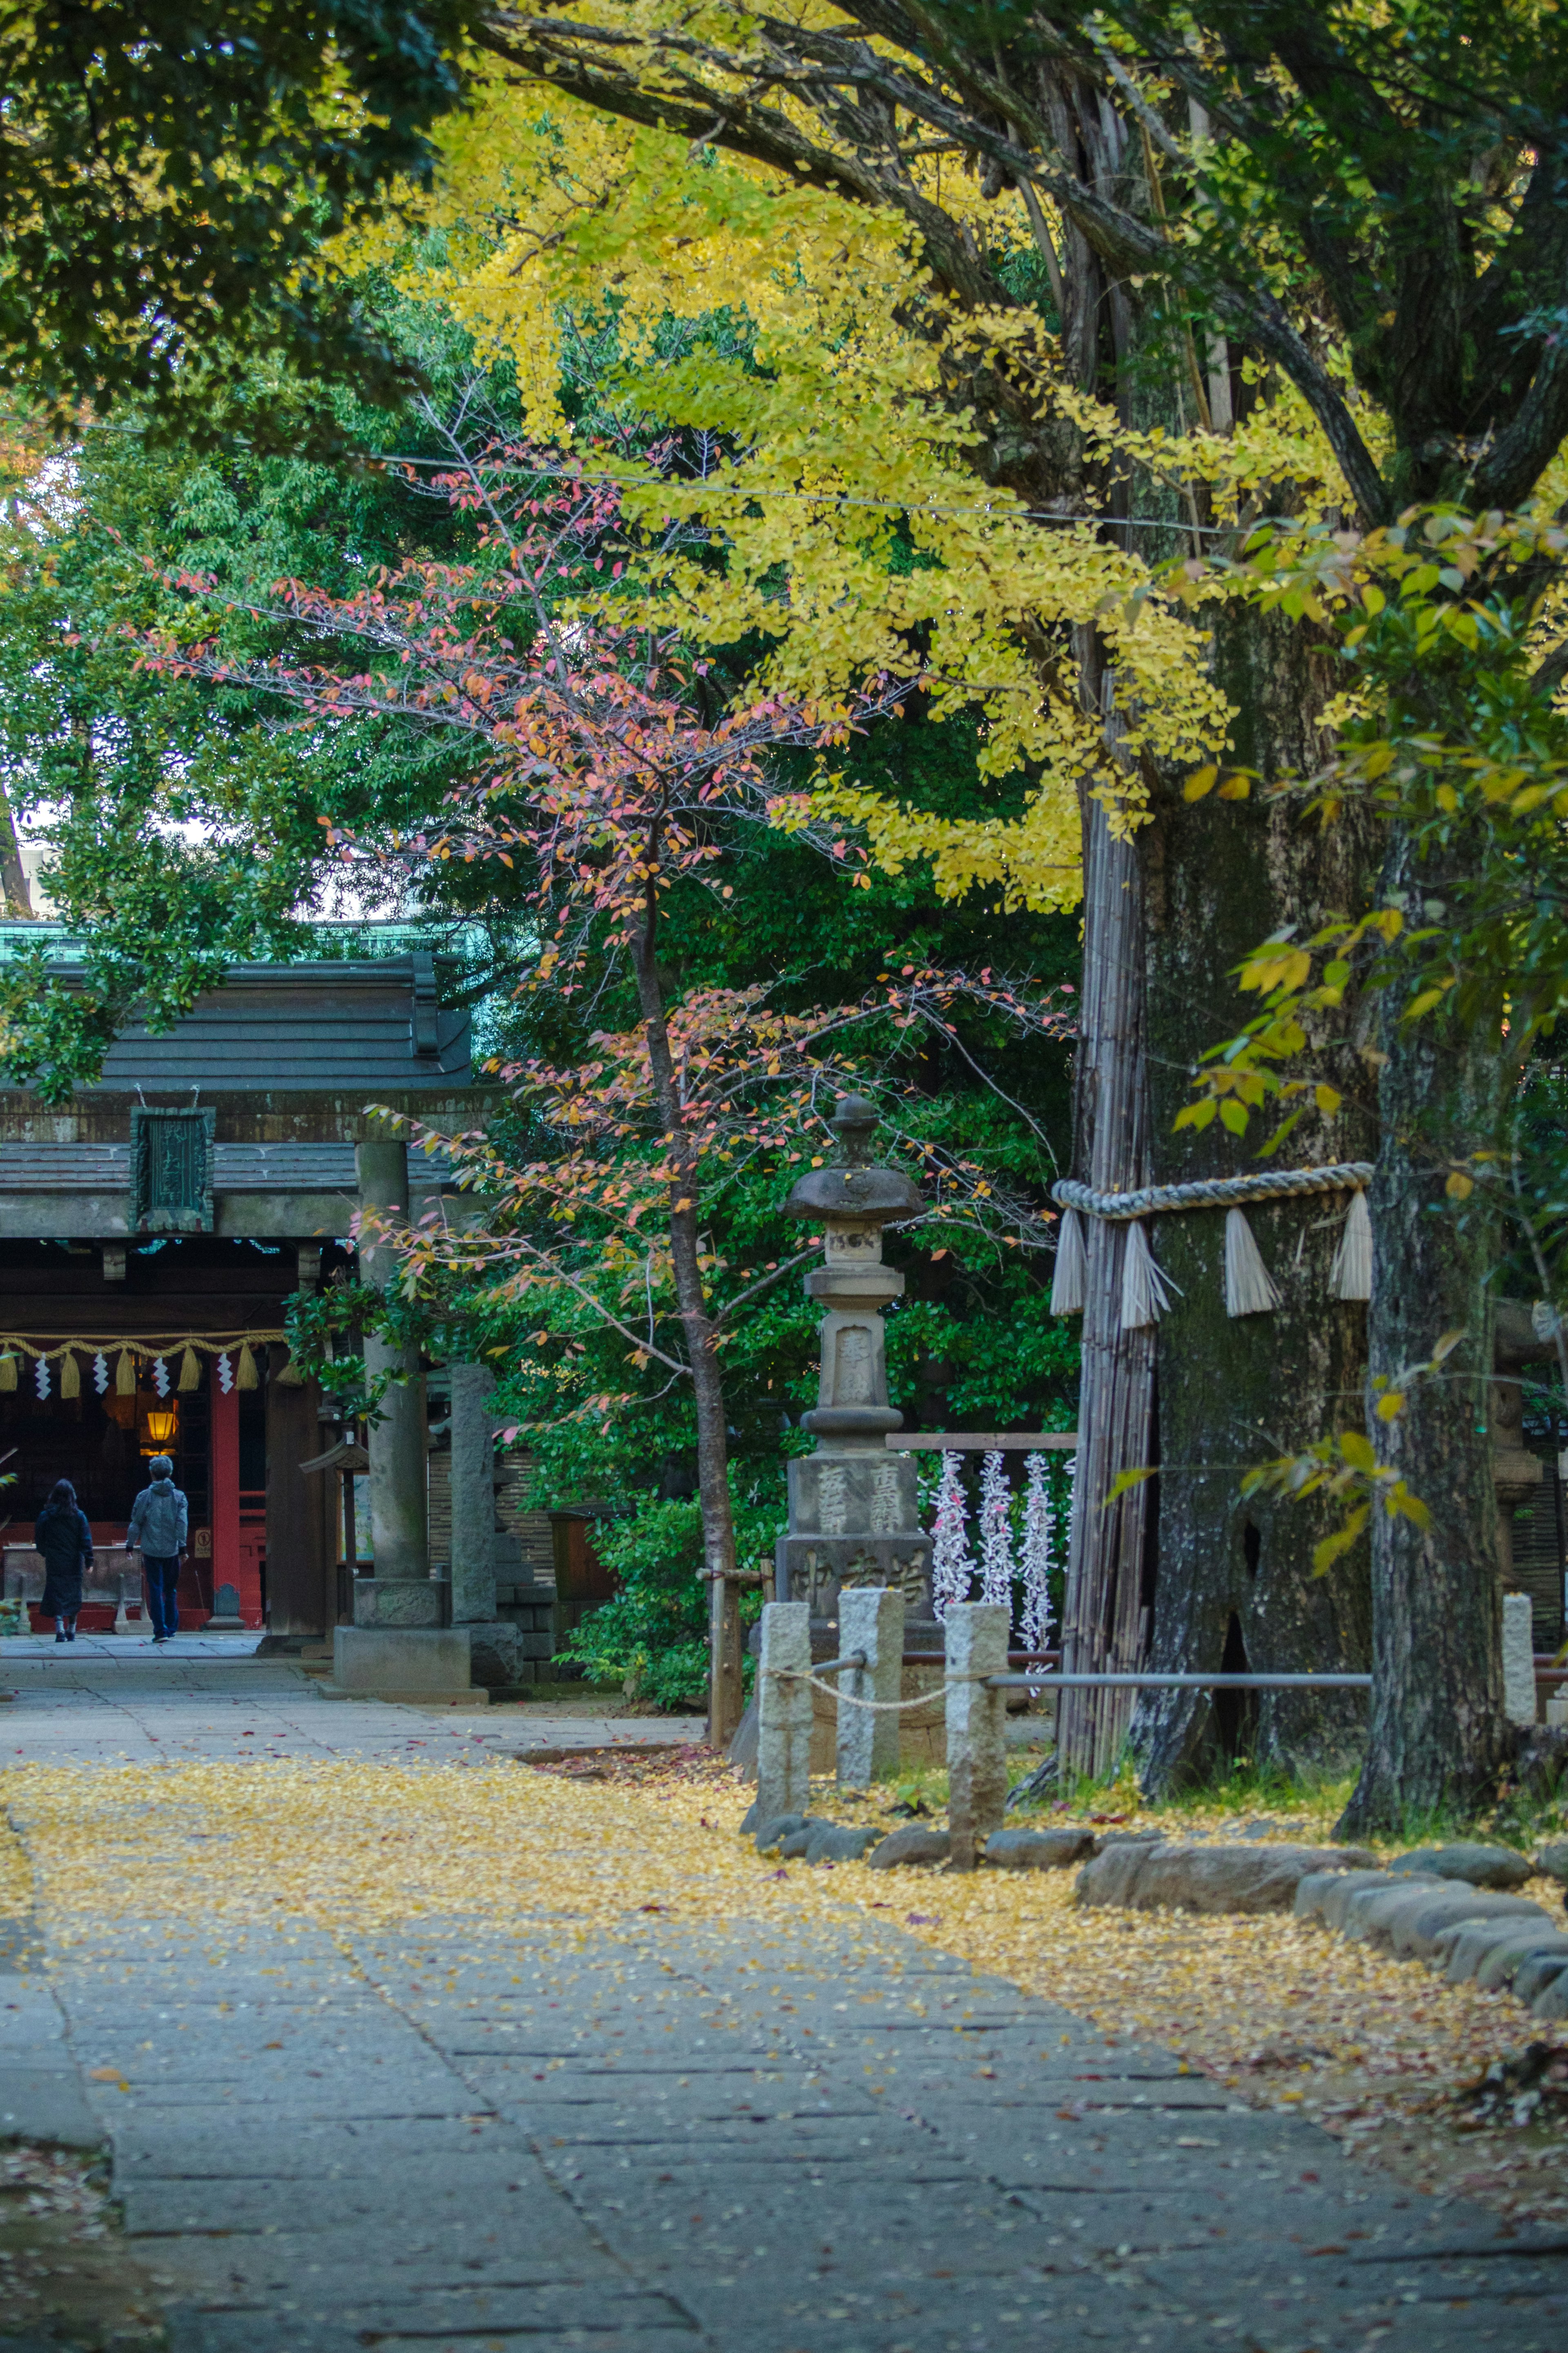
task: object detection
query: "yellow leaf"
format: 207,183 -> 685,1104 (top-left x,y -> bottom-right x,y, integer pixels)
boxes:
1217,774 -> 1251,799
1220,1099 -> 1249,1134
1339,1430 -> 1376,1473
1312,1503 -> 1369,1575
1313,1084 -> 1341,1115
1374,1390 -> 1404,1421
1445,1169 -> 1474,1199
1183,765 -> 1218,802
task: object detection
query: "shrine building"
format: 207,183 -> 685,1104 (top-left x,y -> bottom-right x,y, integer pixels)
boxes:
0,929 -> 553,1646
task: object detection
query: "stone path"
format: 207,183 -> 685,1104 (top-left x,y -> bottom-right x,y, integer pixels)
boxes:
3,1657 -> 1567,2351
0,1634 -> 704,1764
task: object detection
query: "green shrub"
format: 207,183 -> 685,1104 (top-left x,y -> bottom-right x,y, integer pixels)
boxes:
555,1486 -> 785,1712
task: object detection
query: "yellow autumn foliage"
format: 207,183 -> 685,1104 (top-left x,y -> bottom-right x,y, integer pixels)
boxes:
343,31 -> 1374,908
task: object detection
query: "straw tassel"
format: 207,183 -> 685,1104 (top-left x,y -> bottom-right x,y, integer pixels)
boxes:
1330,1190 -> 1373,1301
116,1347 -> 137,1395
274,1352 -> 305,1387
0,1352 -> 16,1393
1223,1207 -> 1282,1318
1049,1205 -> 1088,1316
178,1344 -> 202,1391
236,1341 -> 259,1391
1120,1220 -> 1178,1329
60,1350 -> 80,1400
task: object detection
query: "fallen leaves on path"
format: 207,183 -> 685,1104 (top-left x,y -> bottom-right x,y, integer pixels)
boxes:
4,1751 -> 1567,2228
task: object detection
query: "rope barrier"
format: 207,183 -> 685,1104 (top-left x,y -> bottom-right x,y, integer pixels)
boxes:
1053,1163 -> 1374,1222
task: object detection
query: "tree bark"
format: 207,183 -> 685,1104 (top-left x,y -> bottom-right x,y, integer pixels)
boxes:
630,883 -> 740,1745
1134,610 -> 1378,1791
0,781 -> 34,918
1054,642 -> 1156,1782
1338,855 -> 1508,1836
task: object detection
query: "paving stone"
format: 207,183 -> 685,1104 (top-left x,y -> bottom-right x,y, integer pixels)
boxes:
0,2059 -> 103,2146
1389,1842 -> 1535,1889
982,1826 -> 1098,1869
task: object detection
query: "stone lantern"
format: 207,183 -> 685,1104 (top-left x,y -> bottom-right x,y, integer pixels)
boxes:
776,1094 -> 934,1622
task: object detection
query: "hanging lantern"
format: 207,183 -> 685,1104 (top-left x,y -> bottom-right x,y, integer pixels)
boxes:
139,1399 -> 180,1456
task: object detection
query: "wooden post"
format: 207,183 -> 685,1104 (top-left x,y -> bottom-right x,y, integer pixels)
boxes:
264,1347 -> 331,1638
707,1568 -> 748,1748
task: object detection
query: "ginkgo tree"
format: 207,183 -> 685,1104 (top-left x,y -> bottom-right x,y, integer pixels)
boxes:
325,0 -> 1568,1812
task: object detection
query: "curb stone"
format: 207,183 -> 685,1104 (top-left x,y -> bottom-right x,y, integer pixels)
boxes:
1294,1867 -> 1568,2019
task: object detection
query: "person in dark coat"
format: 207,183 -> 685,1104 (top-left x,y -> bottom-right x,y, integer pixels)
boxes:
36,1478 -> 94,1643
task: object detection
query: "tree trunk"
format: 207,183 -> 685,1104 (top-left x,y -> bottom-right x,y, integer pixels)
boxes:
630,897 -> 740,1744
1134,610 -> 1378,1792
1338,861 -> 1508,1836
1054,640 -> 1157,1782
0,781 -> 34,917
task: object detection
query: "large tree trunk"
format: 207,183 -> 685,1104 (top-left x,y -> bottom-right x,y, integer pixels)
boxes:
1338,859 -> 1508,1836
1054,641 -> 1157,1782
1134,612 -> 1378,1791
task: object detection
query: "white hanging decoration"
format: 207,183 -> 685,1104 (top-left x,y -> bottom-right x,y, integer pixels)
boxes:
151,1354 -> 170,1398
1120,1220 -> 1178,1330
1330,1189 -> 1372,1301
34,1353 -> 50,1400
978,1450 -> 1014,1609
1019,1451 -> 1056,1656
1049,1205 -> 1087,1316
92,1352 -> 109,1395
1223,1207 -> 1282,1318
929,1452 -> 974,1621
216,1351 -> 234,1395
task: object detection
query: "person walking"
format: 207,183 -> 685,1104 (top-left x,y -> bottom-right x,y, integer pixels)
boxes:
36,1478 -> 94,1644
127,1455 -> 188,1646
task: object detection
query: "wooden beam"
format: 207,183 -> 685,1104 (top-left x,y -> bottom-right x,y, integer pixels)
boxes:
884,1433 -> 1078,1451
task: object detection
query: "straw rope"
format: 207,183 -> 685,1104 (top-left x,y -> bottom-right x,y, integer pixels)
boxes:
1054,1162 -> 1374,1222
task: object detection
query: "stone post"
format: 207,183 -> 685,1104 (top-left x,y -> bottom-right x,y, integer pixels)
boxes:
836,1586 -> 904,1790
1502,1590 -> 1537,1726
945,1602 -> 1009,1871
332,1136 -> 472,1697
449,1360 -> 519,1690
756,1602 -> 812,1823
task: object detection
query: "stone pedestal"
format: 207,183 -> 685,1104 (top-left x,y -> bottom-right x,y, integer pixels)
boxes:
774,1096 -> 931,1621
332,1624 -> 474,1699
205,1582 -> 245,1631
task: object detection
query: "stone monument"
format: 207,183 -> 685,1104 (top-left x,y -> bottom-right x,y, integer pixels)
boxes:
332,1137 -> 476,1699
777,1094 -> 933,1621
448,1361 -> 520,1689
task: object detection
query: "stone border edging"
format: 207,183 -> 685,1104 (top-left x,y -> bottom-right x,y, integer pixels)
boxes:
1294,1867 -> 1568,2017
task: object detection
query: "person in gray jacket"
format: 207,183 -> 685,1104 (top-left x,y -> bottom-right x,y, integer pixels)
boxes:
127,1456 -> 188,1645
